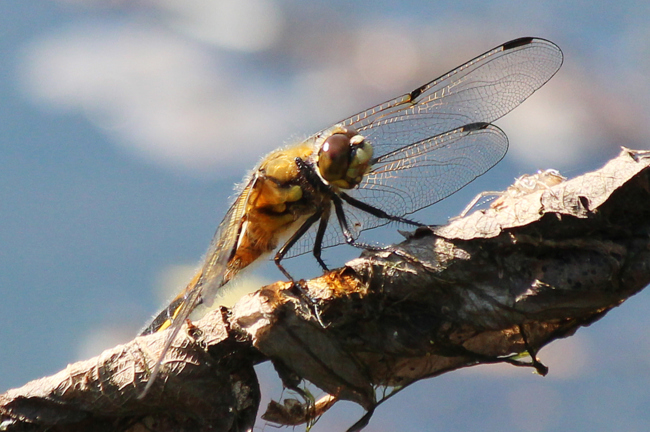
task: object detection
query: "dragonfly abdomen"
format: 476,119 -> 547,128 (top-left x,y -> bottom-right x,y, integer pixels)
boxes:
140,269 -> 205,335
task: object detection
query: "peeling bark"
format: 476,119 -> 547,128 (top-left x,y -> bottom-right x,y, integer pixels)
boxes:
2,148 -> 650,432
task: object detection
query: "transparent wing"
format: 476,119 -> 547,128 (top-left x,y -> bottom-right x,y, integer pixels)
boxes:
284,123 -> 508,258
283,38 -> 562,259
355,122 -> 508,218
139,177 -> 255,395
338,37 -> 563,157
199,177 -> 255,299
142,178 -> 254,335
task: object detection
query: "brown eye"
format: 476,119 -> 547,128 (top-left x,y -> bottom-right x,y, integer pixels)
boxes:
318,133 -> 351,182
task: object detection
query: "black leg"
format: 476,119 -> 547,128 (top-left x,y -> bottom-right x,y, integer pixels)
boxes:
339,192 -> 422,226
331,194 -> 356,244
312,205 -> 331,272
332,194 -> 397,253
275,207 -> 330,327
293,155 -> 421,257
274,208 -> 324,281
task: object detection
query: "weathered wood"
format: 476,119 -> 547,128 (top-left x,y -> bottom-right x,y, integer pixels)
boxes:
2,148 -> 650,431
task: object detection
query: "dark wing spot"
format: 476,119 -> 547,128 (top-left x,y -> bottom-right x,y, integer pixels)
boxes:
409,86 -> 424,102
462,122 -> 490,132
502,37 -> 534,51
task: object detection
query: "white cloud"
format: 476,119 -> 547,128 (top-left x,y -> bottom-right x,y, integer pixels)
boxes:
153,0 -> 284,52
18,21 -> 295,177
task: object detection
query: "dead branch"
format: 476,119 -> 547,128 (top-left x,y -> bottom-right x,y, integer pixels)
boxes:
2,148 -> 650,432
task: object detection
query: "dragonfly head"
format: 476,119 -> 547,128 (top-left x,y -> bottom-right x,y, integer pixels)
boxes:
317,126 -> 373,189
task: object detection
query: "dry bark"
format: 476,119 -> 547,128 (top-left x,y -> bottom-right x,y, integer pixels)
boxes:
2,148 -> 650,432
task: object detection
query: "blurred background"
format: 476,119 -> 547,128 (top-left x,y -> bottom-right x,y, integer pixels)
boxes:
2,1 -> 650,431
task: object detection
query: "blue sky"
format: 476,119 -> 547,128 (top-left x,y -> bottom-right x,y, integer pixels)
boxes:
2,1 -> 650,431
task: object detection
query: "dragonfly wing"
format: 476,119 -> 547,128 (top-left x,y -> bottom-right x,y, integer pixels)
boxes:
199,176 -> 257,301
287,38 -> 562,253
339,37 -> 562,157
139,175 -> 256,396
283,123 -> 508,259
235,40 -> 562,259
355,122 -> 508,218
141,176 -> 255,335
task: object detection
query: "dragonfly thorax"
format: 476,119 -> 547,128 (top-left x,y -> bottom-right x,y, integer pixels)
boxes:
317,125 -> 373,190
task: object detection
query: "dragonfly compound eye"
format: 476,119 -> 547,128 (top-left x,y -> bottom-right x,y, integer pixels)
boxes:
318,133 -> 351,183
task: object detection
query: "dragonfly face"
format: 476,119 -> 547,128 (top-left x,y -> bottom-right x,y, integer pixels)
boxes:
316,125 -> 373,189
139,37 -> 564,396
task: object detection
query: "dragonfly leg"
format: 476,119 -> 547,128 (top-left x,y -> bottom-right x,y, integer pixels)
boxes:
274,208 -> 329,327
290,157 -> 331,271
331,194 -> 355,245
332,194 -> 397,253
274,208 -> 324,280
312,204 -> 331,272
339,192 -> 422,226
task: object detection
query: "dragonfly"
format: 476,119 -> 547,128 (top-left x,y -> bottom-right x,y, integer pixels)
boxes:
139,37 -> 563,395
